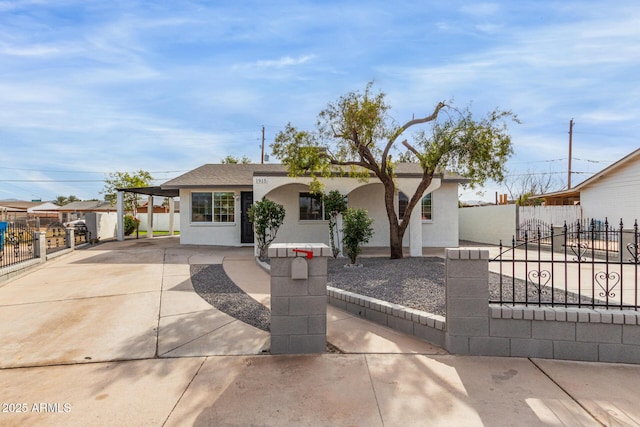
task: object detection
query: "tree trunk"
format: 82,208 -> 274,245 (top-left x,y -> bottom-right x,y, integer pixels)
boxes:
382,181 -> 405,259
389,222 -> 403,259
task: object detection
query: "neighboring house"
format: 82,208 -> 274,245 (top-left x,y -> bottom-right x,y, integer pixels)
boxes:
0,200 -> 59,225
137,200 -> 180,213
161,163 -> 467,254
537,147 -> 640,226
54,201 -> 115,223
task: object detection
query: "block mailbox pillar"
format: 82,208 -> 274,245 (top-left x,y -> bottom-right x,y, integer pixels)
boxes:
268,243 -> 331,354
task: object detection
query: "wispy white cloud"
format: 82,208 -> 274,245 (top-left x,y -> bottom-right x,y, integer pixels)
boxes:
253,55 -> 315,69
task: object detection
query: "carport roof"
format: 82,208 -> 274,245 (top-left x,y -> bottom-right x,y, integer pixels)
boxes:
116,186 -> 179,198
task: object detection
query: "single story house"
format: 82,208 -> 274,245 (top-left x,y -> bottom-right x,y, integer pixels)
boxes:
54,200 -> 115,223
536,147 -> 640,227
160,163 -> 467,256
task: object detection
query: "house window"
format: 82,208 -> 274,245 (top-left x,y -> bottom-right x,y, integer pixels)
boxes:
213,192 -> 235,223
421,193 -> 432,221
398,192 -> 432,221
398,192 -> 409,218
299,192 -> 328,221
191,192 -> 235,223
191,192 -> 212,222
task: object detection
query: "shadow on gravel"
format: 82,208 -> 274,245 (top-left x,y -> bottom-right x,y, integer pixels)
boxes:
191,264 -> 271,332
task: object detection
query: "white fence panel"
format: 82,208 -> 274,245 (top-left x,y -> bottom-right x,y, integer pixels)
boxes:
137,213 -> 181,232
518,206 -> 582,226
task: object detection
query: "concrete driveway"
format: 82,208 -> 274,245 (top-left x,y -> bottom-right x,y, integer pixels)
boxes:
0,237 -> 639,426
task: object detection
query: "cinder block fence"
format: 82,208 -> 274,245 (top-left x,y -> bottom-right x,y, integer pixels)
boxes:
325,247 -> 640,364
443,248 -> 640,364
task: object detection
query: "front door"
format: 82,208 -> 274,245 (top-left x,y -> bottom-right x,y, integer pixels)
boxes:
240,192 -> 254,244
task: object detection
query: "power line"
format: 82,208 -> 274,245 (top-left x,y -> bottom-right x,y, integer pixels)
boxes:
0,166 -> 190,174
0,180 -> 107,183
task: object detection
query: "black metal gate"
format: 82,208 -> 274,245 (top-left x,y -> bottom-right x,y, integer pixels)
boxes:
0,220 -> 36,268
46,222 -> 68,254
491,219 -> 639,310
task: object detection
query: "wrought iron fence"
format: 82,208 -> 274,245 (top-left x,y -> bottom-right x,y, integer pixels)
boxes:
491,219 -> 639,310
73,223 -> 90,245
46,222 -> 68,254
0,220 -> 36,269
517,217 -> 621,253
517,218 -> 552,244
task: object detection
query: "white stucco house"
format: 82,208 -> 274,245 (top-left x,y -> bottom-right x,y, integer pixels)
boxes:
538,147 -> 640,227
158,163 -> 467,256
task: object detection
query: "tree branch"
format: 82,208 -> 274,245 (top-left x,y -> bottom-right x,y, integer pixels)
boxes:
328,159 -> 371,169
401,140 -> 421,159
381,101 -> 446,173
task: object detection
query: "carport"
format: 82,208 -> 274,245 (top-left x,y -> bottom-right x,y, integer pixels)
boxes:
115,186 -> 179,241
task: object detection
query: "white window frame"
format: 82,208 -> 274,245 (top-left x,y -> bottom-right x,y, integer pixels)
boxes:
190,191 -> 236,224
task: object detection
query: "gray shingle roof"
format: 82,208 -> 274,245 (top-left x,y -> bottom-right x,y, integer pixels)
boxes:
162,164 -> 287,188
161,163 -> 468,188
53,201 -> 114,211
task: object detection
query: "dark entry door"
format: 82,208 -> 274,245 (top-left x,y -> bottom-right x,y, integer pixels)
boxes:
240,192 -> 254,244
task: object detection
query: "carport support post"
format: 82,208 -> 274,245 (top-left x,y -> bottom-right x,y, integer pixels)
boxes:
116,191 -> 124,241
269,243 -> 331,354
168,197 -> 175,236
147,195 -> 154,238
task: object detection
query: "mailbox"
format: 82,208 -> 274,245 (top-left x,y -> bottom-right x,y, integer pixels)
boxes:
291,256 -> 308,280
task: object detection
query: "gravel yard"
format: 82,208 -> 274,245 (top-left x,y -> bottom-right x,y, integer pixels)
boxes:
191,257 -> 597,329
328,257 -> 597,316
328,257 -> 447,316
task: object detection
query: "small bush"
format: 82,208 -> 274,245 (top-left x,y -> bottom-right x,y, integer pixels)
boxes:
124,215 -> 139,236
342,208 -> 374,264
247,198 -> 286,261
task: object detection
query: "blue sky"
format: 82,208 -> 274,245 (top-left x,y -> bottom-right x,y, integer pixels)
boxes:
1,0 -> 638,202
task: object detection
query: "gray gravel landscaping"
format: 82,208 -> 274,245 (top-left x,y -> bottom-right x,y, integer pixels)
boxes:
327,257 -> 598,316
190,257 -> 599,330
191,264 -> 271,332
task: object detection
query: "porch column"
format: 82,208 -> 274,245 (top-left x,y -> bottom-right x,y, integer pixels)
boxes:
168,197 -> 175,236
409,204 -> 422,257
147,195 -> 154,238
116,191 -> 124,241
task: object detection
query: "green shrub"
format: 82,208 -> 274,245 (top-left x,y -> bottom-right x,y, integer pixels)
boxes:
342,208 -> 374,264
323,190 -> 348,258
124,215 -> 139,236
247,198 -> 286,261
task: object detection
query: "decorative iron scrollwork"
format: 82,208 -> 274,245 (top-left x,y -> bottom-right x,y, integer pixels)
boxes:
570,243 -> 588,262
627,243 -> 639,264
527,269 -> 551,296
594,271 -> 620,298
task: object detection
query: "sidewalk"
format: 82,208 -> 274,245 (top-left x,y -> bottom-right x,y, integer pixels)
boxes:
0,237 -> 638,426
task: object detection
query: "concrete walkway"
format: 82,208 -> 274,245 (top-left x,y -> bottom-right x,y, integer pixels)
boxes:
0,237 -> 638,426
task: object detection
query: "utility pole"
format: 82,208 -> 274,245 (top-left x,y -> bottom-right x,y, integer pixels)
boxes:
261,126 -> 265,164
568,118 -> 574,189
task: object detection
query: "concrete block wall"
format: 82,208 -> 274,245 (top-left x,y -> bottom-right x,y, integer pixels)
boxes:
445,247 -> 640,364
489,306 -> 640,363
444,248 -> 491,355
326,287 -> 446,347
269,243 -> 331,354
